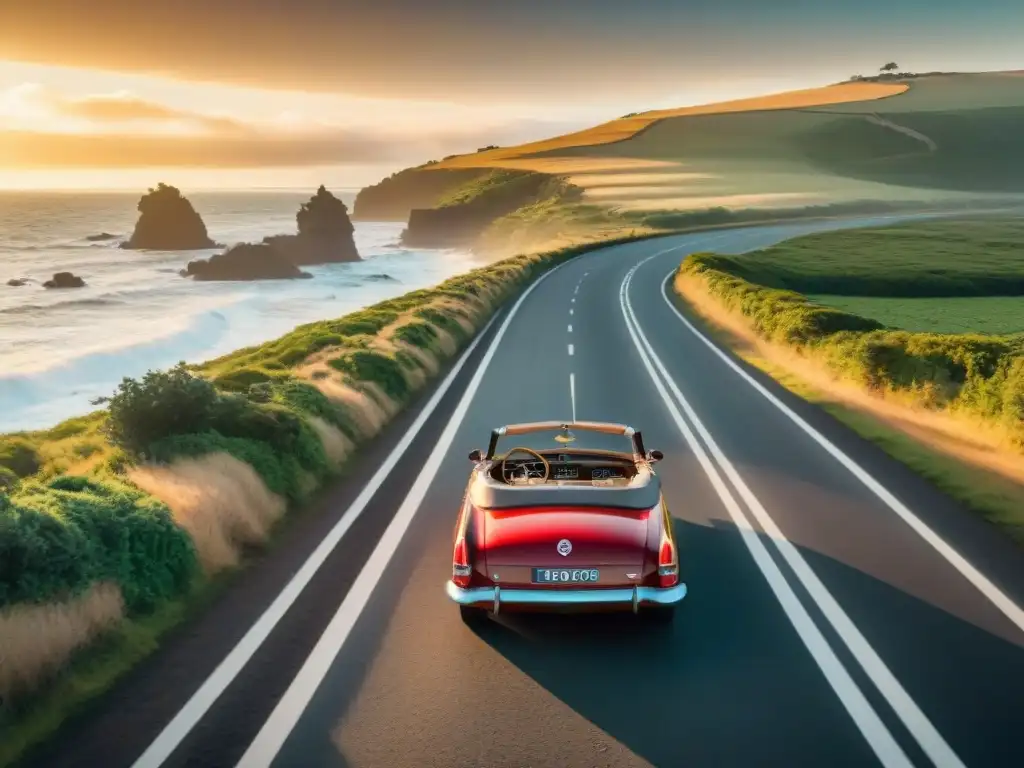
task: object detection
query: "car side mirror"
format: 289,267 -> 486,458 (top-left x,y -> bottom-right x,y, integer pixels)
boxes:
647,449 -> 663,463
468,448 -> 483,462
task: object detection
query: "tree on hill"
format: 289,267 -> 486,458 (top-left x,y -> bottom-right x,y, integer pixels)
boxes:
880,62 -> 900,74
296,185 -> 354,239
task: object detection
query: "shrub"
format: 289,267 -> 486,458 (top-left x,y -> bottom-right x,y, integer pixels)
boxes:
0,438 -> 40,478
329,350 -> 409,402
392,321 -> 439,350
0,476 -> 196,610
106,363 -> 219,454
211,367 -> 276,393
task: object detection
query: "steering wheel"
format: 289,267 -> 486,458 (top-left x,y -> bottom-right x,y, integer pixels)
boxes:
501,447 -> 551,484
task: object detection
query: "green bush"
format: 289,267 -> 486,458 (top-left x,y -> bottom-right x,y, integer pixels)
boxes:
392,321 -> 439,350
149,432 -> 315,501
106,363 -> 218,454
211,367 -> 276,393
0,437 -> 40,478
329,349 -> 409,402
273,380 -> 358,439
0,476 -> 196,610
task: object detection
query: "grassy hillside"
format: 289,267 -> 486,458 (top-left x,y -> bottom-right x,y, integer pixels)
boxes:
352,75 -> 1024,256
673,215 -> 1024,543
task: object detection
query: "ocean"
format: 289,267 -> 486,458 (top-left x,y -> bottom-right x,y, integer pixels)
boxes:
0,190 -> 481,432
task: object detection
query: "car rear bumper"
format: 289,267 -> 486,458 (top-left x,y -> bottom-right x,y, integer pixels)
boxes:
445,580 -> 687,613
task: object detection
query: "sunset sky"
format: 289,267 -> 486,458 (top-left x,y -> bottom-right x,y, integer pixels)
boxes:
1,0 -> 1022,191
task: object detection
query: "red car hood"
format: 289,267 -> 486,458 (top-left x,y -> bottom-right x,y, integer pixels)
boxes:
482,506 -> 651,567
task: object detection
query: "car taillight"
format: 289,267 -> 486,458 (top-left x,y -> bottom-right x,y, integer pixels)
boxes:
658,536 -> 678,588
452,535 -> 472,588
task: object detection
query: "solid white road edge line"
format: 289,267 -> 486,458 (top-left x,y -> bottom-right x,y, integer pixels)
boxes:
570,372 -> 577,423
657,270 -> 1024,636
235,258 -> 575,768
617,265 -> 913,768
129,310 -> 503,768
627,261 -> 967,768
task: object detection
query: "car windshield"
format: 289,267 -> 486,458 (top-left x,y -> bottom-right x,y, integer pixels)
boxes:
492,424 -> 636,457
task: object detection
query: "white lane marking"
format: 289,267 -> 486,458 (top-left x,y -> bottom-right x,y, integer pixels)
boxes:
657,271 -> 1024,636
568,344 -> 574,356
568,324 -> 573,333
129,316 -> 502,768
618,265 -> 913,768
627,263 -> 966,767
571,297 -> 576,304
569,308 -> 574,316
570,372 -> 577,422
236,259 -> 576,767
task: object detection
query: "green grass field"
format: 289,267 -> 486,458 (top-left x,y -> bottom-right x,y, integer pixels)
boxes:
808,295 -> 1024,335
710,217 -> 1024,296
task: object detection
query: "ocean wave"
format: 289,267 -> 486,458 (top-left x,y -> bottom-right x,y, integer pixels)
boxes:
0,297 -> 125,315
0,309 -> 230,406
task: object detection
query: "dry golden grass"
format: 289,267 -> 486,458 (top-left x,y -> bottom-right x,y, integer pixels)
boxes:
303,372 -> 392,439
307,416 -> 353,470
129,453 -> 286,574
676,272 -> 1024,485
0,583 -> 124,704
437,82 -> 908,170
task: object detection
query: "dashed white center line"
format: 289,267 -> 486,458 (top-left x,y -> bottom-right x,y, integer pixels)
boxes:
569,372 -> 576,422
568,344 -> 574,356
568,324 -> 573,333
571,298 -> 576,304
569,309 -> 574,316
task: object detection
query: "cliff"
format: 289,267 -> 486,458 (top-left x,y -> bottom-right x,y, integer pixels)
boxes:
352,165 -> 489,222
400,170 -> 581,248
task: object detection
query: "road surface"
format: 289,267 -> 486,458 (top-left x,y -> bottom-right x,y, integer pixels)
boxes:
29,219 -> 1024,768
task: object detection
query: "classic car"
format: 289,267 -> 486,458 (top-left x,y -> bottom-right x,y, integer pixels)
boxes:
446,420 -> 686,623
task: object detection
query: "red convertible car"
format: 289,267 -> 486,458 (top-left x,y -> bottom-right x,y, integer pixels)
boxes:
446,420 -> 686,624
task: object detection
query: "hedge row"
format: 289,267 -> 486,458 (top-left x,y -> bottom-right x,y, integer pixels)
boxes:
680,252 -> 1024,441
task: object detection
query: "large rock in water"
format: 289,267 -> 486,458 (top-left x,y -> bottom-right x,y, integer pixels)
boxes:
182,243 -> 311,281
122,183 -> 218,250
261,185 -> 360,265
43,272 -> 86,289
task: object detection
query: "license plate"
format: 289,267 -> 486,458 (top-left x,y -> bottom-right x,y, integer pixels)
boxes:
532,567 -> 600,584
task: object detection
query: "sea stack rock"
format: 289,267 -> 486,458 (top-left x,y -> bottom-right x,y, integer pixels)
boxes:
43,272 -> 86,289
121,183 -> 218,250
181,243 -> 311,281
262,185 -> 360,265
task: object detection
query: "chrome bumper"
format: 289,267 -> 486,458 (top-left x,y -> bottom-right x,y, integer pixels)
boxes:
446,580 -> 687,613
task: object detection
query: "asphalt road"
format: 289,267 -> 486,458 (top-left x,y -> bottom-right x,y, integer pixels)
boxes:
28,219 -> 1024,768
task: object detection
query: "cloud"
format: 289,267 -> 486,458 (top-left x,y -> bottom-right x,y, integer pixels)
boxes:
0,80 -> 591,169
60,92 -> 248,133
0,83 -> 248,134
0,115 -> 588,169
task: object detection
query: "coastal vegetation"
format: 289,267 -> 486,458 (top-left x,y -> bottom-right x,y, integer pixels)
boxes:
673,215 -> 1024,544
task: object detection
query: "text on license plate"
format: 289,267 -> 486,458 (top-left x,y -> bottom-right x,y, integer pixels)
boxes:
532,568 -> 600,584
